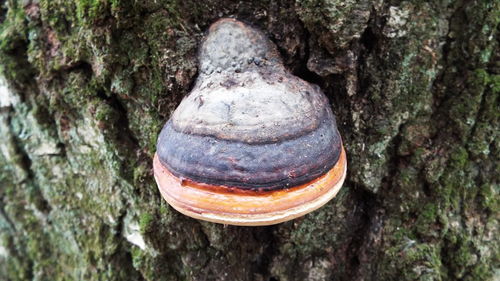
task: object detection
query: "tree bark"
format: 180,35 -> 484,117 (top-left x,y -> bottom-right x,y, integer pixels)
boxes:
0,0 -> 498,280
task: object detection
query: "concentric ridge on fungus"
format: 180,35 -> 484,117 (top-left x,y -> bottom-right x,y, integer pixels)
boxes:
153,18 -> 347,225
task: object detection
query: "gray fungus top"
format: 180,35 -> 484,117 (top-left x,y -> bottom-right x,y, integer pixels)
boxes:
198,18 -> 282,75
172,18 -> 329,144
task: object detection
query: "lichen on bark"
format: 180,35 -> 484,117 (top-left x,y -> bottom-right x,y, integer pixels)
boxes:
0,0 -> 498,280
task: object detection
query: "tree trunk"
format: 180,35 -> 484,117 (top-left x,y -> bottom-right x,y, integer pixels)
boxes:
0,0 -> 498,280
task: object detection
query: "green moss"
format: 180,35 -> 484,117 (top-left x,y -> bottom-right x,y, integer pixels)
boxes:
449,146 -> 469,169
94,102 -> 116,122
490,74 -> 500,93
398,167 -> 419,188
415,203 -> 438,237
442,234 -> 494,280
130,246 -> 144,269
296,0 -> 371,50
479,184 -> 499,212
468,72 -> 500,157
0,6 -> 37,86
449,237 -> 469,264
132,162 -> 148,185
381,242 -> 443,280
139,213 -> 155,233
0,4 -> 25,48
76,0 -> 110,24
159,205 -> 168,215
467,263 -> 493,281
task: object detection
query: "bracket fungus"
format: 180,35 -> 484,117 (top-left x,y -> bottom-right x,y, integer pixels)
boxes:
153,18 -> 346,226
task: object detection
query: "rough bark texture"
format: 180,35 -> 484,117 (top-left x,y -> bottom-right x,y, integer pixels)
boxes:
0,0 -> 498,280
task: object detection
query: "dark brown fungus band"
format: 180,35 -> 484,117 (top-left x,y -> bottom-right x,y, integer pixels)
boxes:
153,18 -> 347,226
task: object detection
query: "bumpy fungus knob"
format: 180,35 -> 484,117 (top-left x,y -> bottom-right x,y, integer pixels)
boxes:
153,18 -> 347,226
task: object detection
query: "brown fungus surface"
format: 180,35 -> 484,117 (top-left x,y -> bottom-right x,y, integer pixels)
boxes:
156,18 -> 343,191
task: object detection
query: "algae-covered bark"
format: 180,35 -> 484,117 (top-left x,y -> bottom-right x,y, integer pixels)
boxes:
0,0 -> 498,280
